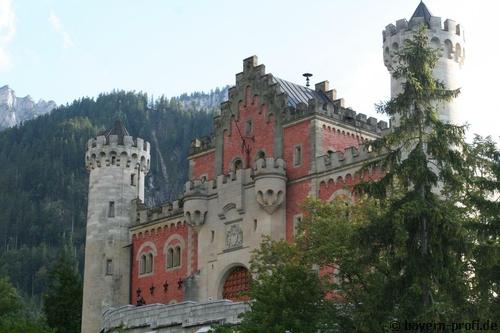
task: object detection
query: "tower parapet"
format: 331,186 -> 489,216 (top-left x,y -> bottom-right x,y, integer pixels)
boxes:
383,2 -> 465,125
183,180 -> 209,228
82,120 -> 151,333
254,157 -> 286,214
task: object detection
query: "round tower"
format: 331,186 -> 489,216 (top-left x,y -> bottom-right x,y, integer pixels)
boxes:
81,120 -> 150,333
383,2 -> 465,125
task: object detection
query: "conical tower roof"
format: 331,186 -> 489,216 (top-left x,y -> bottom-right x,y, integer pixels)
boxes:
410,1 -> 433,26
103,119 -> 129,145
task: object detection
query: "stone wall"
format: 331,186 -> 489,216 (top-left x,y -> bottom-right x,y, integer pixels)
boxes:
102,300 -> 250,333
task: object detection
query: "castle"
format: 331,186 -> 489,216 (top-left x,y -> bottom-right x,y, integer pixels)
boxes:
81,3 -> 465,332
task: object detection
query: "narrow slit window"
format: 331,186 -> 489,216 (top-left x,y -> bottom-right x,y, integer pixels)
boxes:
111,156 -> 116,165
293,145 -> 302,166
131,174 -> 136,186
211,230 -> 215,243
293,215 -> 303,237
245,120 -> 252,135
108,201 -> 115,217
106,259 -> 113,275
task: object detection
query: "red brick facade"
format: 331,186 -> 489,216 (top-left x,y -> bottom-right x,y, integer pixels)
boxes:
129,57 -> 386,306
190,151 -> 215,180
283,120 -> 311,181
223,88 -> 275,173
130,222 -> 196,305
321,124 -> 363,154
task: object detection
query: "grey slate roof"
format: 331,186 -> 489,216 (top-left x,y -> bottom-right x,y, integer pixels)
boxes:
273,77 -> 330,107
103,119 -> 130,144
410,1 -> 433,25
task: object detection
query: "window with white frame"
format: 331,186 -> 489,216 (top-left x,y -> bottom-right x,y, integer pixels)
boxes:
166,246 -> 181,269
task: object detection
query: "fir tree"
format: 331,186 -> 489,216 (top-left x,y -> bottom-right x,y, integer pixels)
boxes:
43,240 -> 82,333
352,25 -> 472,321
0,278 -> 53,333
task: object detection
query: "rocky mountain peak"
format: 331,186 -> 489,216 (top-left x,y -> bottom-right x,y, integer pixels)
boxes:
0,85 -> 57,130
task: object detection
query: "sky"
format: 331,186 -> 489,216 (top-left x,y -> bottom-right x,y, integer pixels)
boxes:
0,0 -> 498,140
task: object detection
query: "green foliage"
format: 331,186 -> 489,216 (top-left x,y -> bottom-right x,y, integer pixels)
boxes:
241,26 -> 500,332
0,88 -> 223,308
217,237 -> 352,333
0,278 -> 21,316
465,136 -> 500,318
43,241 -> 82,333
345,26 -> 473,322
0,278 -> 53,333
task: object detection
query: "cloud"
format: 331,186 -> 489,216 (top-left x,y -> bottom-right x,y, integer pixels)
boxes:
49,11 -> 73,49
0,0 -> 15,71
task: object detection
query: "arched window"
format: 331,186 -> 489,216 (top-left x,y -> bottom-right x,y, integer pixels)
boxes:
167,248 -> 174,268
430,37 -> 440,49
233,158 -> 243,171
145,253 -> 153,273
174,246 -> 181,267
136,242 -> 157,276
256,151 -> 265,160
140,255 -> 146,275
444,40 -> 453,59
455,43 -> 462,61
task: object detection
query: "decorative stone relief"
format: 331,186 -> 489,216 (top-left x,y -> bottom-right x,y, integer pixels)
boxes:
256,189 -> 284,214
225,224 -> 243,249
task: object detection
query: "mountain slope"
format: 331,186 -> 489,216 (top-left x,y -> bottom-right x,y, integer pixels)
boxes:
0,87 -> 227,302
0,85 -> 57,130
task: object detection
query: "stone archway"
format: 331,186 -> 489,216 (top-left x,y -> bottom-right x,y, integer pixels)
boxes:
222,266 -> 251,301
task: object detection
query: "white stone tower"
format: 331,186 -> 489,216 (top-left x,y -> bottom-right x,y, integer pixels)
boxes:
383,2 -> 465,125
81,120 -> 150,333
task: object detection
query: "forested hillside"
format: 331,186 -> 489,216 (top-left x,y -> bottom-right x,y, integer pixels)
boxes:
0,87 -> 227,308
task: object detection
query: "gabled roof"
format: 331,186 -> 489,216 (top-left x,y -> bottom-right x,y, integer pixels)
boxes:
273,77 -> 330,107
410,1 -> 433,26
103,119 -> 129,144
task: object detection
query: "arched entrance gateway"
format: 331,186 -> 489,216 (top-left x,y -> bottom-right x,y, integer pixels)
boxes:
222,266 -> 251,301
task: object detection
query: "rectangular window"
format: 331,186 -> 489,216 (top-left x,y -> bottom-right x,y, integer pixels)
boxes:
245,119 -> 252,136
131,174 -> 136,186
108,201 -> 115,217
293,214 -> 303,237
106,259 -> 113,275
293,145 -> 302,167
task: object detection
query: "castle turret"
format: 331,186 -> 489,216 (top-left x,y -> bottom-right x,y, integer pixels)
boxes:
81,120 -> 150,333
383,2 -> 465,125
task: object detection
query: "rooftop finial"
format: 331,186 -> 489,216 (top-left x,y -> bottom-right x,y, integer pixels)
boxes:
302,73 -> 313,87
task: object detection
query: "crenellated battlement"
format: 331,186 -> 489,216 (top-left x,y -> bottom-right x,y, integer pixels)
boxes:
188,135 -> 215,156
383,11 -> 465,68
382,2 -> 465,126
134,198 -> 184,225
316,144 -> 379,173
383,17 -> 463,40
282,97 -> 389,133
254,157 -> 286,177
85,134 -> 151,172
